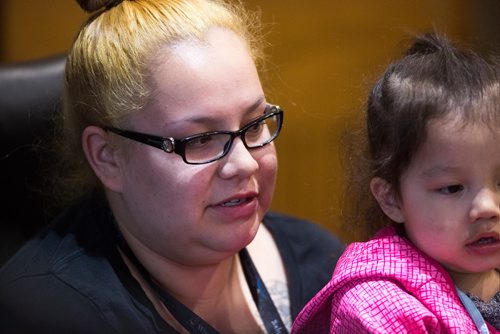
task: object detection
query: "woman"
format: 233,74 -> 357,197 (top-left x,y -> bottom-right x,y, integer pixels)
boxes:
0,0 -> 343,333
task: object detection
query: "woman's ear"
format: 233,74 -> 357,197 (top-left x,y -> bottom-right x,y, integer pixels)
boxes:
82,126 -> 124,192
370,177 -> 405,223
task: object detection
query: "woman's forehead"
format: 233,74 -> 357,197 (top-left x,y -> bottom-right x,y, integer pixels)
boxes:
145,31 -> 262,115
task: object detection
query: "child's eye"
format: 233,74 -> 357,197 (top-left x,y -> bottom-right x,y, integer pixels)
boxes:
438,184 -> 464,194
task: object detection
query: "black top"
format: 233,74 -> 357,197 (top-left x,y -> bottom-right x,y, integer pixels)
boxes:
0,193 -> 344,334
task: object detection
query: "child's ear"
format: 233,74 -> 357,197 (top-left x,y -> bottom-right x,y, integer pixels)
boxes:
82,126 -> 124,192
370,177 -> 405,223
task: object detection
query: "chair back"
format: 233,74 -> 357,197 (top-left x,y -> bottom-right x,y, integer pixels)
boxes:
0,55 -> 66,264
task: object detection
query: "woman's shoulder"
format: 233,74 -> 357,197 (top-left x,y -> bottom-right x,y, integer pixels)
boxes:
0,225 -> 115,333
0,193 -> 161,333
0,194 -> 111,307
0,192 -> 113,280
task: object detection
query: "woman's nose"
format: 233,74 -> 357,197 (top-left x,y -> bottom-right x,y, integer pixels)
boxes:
218,137 -> 259,178
469,188 -> 500,223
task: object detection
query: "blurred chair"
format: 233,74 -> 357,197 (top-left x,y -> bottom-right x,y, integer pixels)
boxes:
0,55 -> 66,265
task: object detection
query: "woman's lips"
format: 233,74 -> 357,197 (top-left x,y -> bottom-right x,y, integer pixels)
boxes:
219,197 -> 251,207
210,193 -> 259,221
214,191 -> 258,207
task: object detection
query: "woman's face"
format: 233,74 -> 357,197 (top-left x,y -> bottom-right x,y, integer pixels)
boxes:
112,28 -> 277,265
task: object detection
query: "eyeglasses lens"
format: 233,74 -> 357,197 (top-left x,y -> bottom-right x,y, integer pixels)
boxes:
184,113 -> 280,164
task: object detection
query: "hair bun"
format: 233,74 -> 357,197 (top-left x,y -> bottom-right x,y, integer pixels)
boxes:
76,0 -> 123,13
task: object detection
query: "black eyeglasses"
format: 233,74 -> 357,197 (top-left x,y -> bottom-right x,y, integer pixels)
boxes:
105,104 -> 283,165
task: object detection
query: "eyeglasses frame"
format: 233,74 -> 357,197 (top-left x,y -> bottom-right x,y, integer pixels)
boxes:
105,104 -> 284,165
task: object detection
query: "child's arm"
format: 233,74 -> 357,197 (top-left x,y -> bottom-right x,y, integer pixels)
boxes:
330,280 -> 443,333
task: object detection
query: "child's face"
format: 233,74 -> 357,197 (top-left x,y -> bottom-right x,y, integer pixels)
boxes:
396,116 -> 500,276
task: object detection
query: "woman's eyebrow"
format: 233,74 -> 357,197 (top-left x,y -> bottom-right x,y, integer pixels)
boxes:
162,97 -> 266,128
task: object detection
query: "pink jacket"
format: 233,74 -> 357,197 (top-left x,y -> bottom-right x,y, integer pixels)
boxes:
293,227 -> 499,333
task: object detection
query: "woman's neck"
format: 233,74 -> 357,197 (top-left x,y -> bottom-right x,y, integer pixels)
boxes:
451,269 -> 500,301
119,232 -> 260,333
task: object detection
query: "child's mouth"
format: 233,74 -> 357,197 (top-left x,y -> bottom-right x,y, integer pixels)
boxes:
466,234 -> 500,255
472,237 -> 498,246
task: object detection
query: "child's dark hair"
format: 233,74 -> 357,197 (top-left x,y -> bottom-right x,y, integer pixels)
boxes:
343,32 -> 500,240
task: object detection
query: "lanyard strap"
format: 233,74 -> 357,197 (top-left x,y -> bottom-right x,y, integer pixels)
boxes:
239,248 -> 289,334
115,229 -> 288,334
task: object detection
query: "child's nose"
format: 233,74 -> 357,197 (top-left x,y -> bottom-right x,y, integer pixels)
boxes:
469,188 -> 500,223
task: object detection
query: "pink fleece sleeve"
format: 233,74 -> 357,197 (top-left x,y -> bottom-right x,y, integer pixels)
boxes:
329,280 -> 442,333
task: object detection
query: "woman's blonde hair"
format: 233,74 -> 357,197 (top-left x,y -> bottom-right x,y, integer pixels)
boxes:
52,0 -> 265,207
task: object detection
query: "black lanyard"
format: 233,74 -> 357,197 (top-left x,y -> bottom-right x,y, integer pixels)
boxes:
239,248 -> 288,334
116,230 -> 288,334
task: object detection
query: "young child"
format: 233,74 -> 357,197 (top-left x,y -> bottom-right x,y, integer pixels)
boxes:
292,33 -> 500,333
